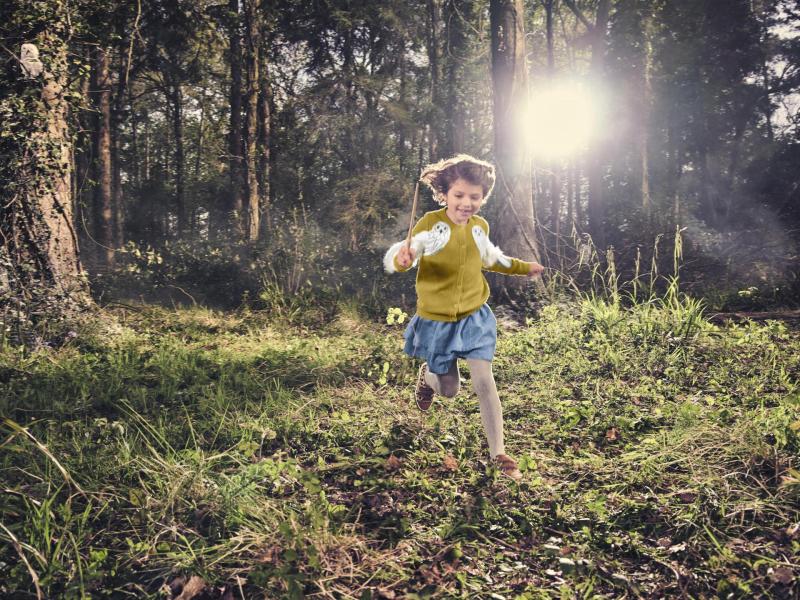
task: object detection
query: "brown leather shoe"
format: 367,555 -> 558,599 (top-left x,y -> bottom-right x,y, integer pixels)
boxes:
414,363 -> 435,411
494,454 -> 522,482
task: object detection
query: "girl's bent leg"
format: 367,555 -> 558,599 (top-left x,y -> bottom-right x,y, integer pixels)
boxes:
424,360 -> 460,398
466,358 -> 505,458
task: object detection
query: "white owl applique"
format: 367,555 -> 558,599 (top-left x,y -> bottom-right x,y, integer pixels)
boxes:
382,221 -> 451,273
472,226 -> 511,268
418,221 -> 451,256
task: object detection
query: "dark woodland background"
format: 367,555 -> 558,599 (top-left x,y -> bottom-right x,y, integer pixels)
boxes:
3,0 -> 800,317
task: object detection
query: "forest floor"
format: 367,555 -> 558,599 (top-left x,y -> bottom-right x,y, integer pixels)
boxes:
2,297 -> 800,599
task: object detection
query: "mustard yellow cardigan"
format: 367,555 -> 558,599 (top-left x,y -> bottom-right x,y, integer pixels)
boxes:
384,209 -> 532,322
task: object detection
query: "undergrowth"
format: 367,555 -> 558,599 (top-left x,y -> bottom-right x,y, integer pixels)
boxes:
1,294 -> 799,598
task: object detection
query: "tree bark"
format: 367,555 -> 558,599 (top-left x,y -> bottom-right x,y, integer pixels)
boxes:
396,36 -> 408,173
243,0 -> 260,241
92,45 -> 115,267
228,0 -> 244,228
443,0 -> 474,156
564,0 -> 610,248
75,46 -> 93,229
544,0 -> 561,253
640,2 -> 653,217
588,0 -> 610,249
427,0 -> 442,159
257,31 -> 271,233
0,6 -> 89,326
490,0 -> 542,292
170,81 -> 186,234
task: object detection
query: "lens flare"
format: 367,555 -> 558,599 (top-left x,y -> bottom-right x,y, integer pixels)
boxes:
519,80 -> 603,158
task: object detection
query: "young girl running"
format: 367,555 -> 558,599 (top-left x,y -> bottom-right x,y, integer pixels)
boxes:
384,154 -> 544,481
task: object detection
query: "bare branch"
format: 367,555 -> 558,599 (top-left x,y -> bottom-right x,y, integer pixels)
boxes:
562,0 -> 594,31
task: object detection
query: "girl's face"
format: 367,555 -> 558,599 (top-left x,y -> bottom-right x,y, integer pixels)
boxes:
444,178 -> 484,225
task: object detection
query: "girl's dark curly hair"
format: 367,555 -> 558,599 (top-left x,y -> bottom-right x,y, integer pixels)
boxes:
419,154 -> 496,206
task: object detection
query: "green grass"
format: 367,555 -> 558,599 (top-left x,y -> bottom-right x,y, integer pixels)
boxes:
1,299 -> 799,599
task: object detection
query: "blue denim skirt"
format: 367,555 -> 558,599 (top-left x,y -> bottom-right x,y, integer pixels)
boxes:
403,304 -> 497,374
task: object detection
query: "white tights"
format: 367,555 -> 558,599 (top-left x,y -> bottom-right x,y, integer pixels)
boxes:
424,359 -> 505,458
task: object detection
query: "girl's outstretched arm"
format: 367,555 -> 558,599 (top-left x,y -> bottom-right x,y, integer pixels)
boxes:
473,219 -> 540,276
383,214 -> 430,273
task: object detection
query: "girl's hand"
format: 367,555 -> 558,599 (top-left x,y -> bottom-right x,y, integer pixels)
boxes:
527,262 -> 545,277
397,245 -> 416,268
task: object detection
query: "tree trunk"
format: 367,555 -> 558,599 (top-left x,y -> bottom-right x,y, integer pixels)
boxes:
427,0 -> 441,159
566,158 -> 575,229
129,85 -> 139,189
490,0 -> 542,292
228,0 -> 244,227
170,81 -> 186,234
574,159 -> 584,229
195,88 -> 206,182
587,0 -> 610,249
0,7 -> 89,327
192,87 -> 207,237
92,45 -> 115,268
112,38 -> 128,250
443,0 -> 474,155
75,46 -> 93,230
257,32 -> 271,233
243,0 -> 260,241
396,36 -> 408,173
143,119 -> 150,182
544,0 -> 560,254
640,2 -> 653,217
565,0 -> 610,248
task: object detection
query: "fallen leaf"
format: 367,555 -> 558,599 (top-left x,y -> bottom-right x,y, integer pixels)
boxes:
442,454 -> 458,472
769,567 -> 794,585
676,490 -> 697,503
175,575 -> 205,600
386,454 -> 402,471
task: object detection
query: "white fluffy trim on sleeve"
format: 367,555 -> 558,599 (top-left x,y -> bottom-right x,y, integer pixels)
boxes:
383,235 -> 426,273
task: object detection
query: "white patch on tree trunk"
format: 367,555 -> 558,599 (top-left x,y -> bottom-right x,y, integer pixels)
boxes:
20,43 -> 44,78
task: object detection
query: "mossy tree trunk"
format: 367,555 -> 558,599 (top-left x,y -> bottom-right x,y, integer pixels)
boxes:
0,0 -> 90,329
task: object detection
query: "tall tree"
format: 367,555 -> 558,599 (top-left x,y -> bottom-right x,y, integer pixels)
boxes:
257,30 -> 271,232
490,0 -> 542,289
91,45 -> 115,267
542,0 -> 562,253
243,0 -> 261,240
427,0 -> 442,158
0,0 -> 89,325
564,0 -> 610,248
442,0 -> 475,155
228,0 -> 244,228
